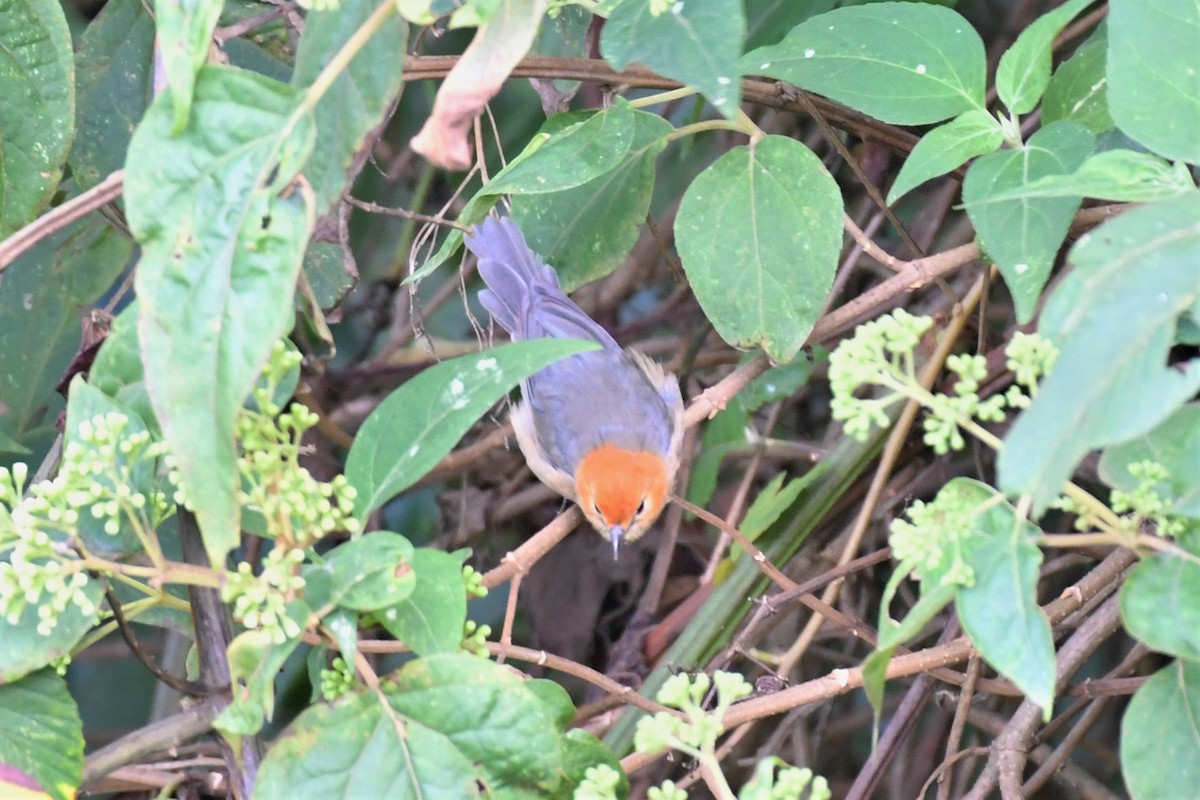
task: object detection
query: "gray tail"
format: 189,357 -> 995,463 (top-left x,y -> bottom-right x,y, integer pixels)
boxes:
465,217 -> 559,337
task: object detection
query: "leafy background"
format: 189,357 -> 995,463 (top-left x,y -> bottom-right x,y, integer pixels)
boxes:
0,0 -> 1197,797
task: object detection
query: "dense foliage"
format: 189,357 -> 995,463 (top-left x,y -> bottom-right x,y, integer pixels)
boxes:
0,0 -> 1197,797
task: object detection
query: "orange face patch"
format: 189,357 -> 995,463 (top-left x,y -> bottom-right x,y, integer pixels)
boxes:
574,445 -> 669,532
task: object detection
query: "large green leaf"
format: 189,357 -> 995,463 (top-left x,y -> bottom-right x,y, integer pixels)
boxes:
1120,660 -> 1200,800
994,0 -> 1095,115
955,481 -> 1055,715
1107,0 -> 1200,163
1120,532 -> 1200,661
126,66 -> 316,563
0,670 -> 83,800
676,135 -> 842,362
0,580 -> 104,684
376,548 -> 468,657
1100,403 -> 1200,517
292,0 -> 408,218
345,340 -> 597,521
965,150 -> 1195,206
999,193 -> 1200,509
255,654 -> 572,799
69,0 -> 154,190
0,0 -> 74,237
0,219 -> 132,461
510,108 -> 671,290
962,120 -> 1094,323
742,3 -> 986,125
601,0 -> 744,118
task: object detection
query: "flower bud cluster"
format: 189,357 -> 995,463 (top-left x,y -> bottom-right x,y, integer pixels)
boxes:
889,484 -> 981,588
222,546 -> 306,644
236,343 -> 358,547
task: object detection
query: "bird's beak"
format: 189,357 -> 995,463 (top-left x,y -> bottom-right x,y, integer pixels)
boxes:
609,525 -> 624,560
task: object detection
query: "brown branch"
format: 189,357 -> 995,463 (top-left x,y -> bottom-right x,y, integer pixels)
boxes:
0,170 -> 125,271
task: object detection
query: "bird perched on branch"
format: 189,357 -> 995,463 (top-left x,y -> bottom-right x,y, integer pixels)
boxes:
466,217 -> 684,557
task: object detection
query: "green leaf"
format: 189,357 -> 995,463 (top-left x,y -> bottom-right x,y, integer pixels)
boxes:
0,670 -> 83,800
962,120 -> 1094,323
377,548 -> 468,657
685,400 -> 748,511
887,109 -> 1003,204
561,728 -> 628,798
1120,660 -> 1200,800
742,3 -> 986,124
863,581 -> 955,716
292,0 -> 408,217
744,0 -> 838,51
126,66 -> 316,564
1108,0 -> 1200,163
994,0 -> 1095,115
510,108 -> 672,290
0,0 -> 74,237
256,653 -> 570,799
1042,35 -> 1112,135
1100,402 -> 1200,517
0,580 -> 104,684
87,303 -> 158,435
319,532 -> 417,613
0,218 -> 132,460
738,356 -> 813,412
1120,532 -> 1200,660
999,193 -> 1200,509
601,0 -> 744,118
676,135 -> 842,362
215,603 -> 308,736
739,473 -> 807,541
955,482 -> 1055,714
154,0 -> 222,134
485,100 -> 637,196
69,0 -> 154,190
346,340 -> 597,521
963,150 -> 1196,206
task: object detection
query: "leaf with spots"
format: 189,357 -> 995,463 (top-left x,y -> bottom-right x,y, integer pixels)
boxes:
346,339 -> 598,522
675,135 -> 842,362
601,0 -> 744,118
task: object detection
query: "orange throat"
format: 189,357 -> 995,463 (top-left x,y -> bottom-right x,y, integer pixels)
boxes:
574,445 -> 669,532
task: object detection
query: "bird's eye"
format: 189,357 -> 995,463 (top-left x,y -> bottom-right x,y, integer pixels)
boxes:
591,500 -> 603,519
635,497 -> 649,517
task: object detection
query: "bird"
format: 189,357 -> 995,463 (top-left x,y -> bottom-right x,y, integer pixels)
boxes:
465,217 -> 684,558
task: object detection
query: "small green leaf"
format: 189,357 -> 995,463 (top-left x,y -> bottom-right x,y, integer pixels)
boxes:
320,532 -> 417,613
1042,35 -> 1112,134
995,0 -> 1095,115
955,482 -> 1055,714
1100,402 -> 1200,517
346,340 -> 598,521
215,603 -> 308,737
376,548 -> 468,657
0,580 -> 104,684
999,192 -> 1200,509
685,400 -> 748,511
676,135 -> 842,362
1120,660 -> 1200,800
601,0 -> 744,118
962,150 -> 1195,206
292,0 -> 408,217
743,3 -> 986,124
864,581 -> 955,716
739,356 -> 813,412
0,0 -> 74,237
256,653 -> 569,798
1108,0 -> 1200,162
127,66 -> 316,563
888,109 -> 1003,204
485,99 -> 637,196
962,120 -> 1094,323
154,0 -> 222,133
510,108 -> 672,290
739,473 -> 808,541
1121,532 -> 1200,660
0,670 -> 83,800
